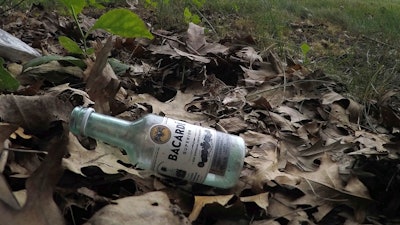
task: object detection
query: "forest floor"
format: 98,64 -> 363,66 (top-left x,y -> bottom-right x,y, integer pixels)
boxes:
0,1 -> 399,225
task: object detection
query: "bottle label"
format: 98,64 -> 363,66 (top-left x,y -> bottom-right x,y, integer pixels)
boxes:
149,118 -> 227,183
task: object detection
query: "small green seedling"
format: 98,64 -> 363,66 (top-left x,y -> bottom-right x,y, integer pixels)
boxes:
59,0 -> 153,56
300,42 -> 311,64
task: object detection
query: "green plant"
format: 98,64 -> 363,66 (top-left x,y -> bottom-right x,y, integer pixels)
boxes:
58,0 -> 153,56
300,43 -> 311,64
183,7 -> 200,24
0,58 -> 19,91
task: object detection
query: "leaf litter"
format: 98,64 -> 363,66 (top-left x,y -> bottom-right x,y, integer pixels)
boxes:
0,4 -> 400,225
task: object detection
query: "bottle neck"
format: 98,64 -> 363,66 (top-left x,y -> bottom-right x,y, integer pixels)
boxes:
70,107 -> 133,149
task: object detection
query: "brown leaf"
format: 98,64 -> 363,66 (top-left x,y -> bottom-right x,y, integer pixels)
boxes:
0,123 -> 20,210
0,85 -> 89,134
217,117 -> 248,133
186,23 -> 228,55
286,154 -> 371,200
65,133 -> 141,177
239,192 -> 270,210
129,90 -> 207,123
0,127 -> 68,225
236,47 -> 263,67
84,37 -> 126,114
188,194 -> 234,222
84,191 -> 189,225
240,63 -> 277,85
186,22 -> 206,53
240,131 -> 278,146
276,105 -> 309,123
173,47 -> 211,63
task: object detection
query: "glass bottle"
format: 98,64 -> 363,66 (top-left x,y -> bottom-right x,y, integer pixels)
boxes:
69,106 -> 246,189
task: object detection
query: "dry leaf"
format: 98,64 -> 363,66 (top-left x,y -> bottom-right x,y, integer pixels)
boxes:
129,90 -> 207,123
85,191 -> 189,225
189,194 -> 234,222
236,47 -> 263,67
276,105 -> 309,123
186,22 -> 206,53
240,192 -> 270,210
0,85 -> 89,134
218,117 -> 248,133
173,47 -> 211,63
0,127 -> 68,225
240,64 -> 277,85
240,131 -> 278,146
64,133 -> 141,177
286,154 -> 371,200
84,37 -> 126,114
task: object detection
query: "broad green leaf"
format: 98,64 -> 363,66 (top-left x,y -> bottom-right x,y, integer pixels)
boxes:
23,55 -> 85,71
91,8 -> 153,39
58,36 -> 84,55
60,0 -> 87,15
0,58 -> 19,91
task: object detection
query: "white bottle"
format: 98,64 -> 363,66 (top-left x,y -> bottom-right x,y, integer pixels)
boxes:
69,106 -> 246,188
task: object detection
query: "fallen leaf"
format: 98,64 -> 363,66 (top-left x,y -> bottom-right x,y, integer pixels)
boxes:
276,105 -> 310,123
64,133 -> 141,177
186,22 -> 206,53
186,23 -> 228,55
0,123 -> 20,210
0,126 -> 68,225
129,90 -> 207,124
353,130 -> 389,153
240,131 -> 278,146
236,47 -> 263,67
240,63 -> 277,85
173,47 -> 211,63
84,37 -> 126,114
218,116 -> 248,133
286,154 -> 371,200
240,192 -> 270,210
84,191 -> 189,225
189,194 -> 234,222
0,85 -> 89,134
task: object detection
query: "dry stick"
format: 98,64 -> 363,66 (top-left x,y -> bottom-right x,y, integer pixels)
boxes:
152,31 -> 203,56
0,0 -> 25,15
3,147 -> 47,154
245,79 -> 332,100
361,35 -> 396,48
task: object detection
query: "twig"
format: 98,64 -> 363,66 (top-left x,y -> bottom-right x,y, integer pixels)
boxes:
190,3 -> 217,35
0,0 -> 26,15
151,31 -> 203,56
361,35 -> 397,49
3,147 -> 47,154
246,79 -> 333,99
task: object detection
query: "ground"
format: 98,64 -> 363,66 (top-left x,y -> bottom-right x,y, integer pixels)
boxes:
0,1 -> 400,225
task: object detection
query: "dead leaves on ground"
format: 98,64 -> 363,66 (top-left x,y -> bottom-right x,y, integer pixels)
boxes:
0,6 -> 399,225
